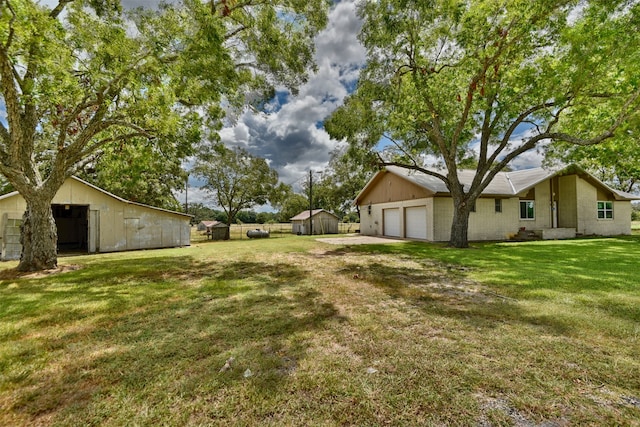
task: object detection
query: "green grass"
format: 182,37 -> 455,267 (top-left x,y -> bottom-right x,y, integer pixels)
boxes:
1,235 -> 639,426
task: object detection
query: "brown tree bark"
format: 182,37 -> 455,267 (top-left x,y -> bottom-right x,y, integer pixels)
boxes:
448,201 -> 471,248
17,193 -> 58,272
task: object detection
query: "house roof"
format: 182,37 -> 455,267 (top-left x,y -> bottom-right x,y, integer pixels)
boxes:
356,164 -> 640,204
0,176 -> 193,217
290,209 -> 339,221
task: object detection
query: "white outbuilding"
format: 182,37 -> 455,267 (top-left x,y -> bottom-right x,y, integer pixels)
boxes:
290,209 -> 340,235
0,176 -> 191,261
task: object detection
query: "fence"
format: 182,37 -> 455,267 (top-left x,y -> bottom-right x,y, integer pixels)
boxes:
192,222 -> 360,242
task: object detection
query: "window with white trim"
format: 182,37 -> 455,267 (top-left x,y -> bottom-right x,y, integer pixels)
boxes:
597,201 -> 613,219
495,199 -> 502,213
519,200 -> 535,220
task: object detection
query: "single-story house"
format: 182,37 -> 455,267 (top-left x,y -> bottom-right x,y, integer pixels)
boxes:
201,220 -> 229,240
0,176 -> 191,261
291,209 -> 340,235
355,164 -> 640,242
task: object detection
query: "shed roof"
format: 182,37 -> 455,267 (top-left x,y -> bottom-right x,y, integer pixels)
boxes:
200,220 -> 228,228
356,164 -> 640,204
290,209 -> 339,221
0,176 -> 193,217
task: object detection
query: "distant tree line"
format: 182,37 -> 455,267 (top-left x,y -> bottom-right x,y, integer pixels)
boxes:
185,203 -> 360,226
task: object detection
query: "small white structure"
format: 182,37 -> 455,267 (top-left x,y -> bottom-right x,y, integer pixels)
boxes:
202,220 -> 229,240
0,176 -> 191,260
291,209 -> 340,235
197,220 -> 217,231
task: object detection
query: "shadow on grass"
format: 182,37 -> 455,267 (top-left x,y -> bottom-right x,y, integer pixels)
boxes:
331,247 -> 623,337
1,255 -> 342,423
347,237 -> 640,318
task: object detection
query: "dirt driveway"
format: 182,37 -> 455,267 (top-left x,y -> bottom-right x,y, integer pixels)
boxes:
316,235 -> 406,245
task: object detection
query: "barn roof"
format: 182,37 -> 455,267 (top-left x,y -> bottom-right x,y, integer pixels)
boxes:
356,164 -> 640,204
0,176 -> 193,217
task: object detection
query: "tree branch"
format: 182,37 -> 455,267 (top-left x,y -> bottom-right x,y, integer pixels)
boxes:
2,0 -> 16,49
378,159 -> 449,188
49,0 -> 73,19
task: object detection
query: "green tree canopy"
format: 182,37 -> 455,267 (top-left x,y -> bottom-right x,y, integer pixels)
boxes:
327,0 -> 640,247
278,193 -> 309,223
309,145 -> 378,218
193,142 -> 279,238
545,113 -> 640,194
0,0 -> 328,270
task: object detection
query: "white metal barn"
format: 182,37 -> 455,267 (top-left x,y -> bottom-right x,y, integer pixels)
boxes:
0,177 -> 191,261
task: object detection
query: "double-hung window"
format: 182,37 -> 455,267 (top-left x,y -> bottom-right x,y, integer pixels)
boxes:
597,201 -> 613,219
519,200 -> 535,220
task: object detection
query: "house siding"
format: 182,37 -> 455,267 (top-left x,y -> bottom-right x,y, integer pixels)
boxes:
434,197 -> 521,242
576,177 -> 631,236
358,173 -> 431,205
433,197 -> 453,242
519,181 -> 552,230
469,198 -> 520,241
558,175 -> 577,228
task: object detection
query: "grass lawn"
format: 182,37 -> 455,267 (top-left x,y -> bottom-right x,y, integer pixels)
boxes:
1,235 -> 639,426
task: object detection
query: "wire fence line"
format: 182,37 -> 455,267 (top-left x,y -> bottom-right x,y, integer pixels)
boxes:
193,222 -> 360,242
231,222 -> 360,239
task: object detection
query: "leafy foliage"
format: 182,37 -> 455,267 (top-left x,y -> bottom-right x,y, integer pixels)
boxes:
278,193 -> 310,223
308,145 -> 378,217
0,0 -> 328,270
193,142 -> 279,237
545,114 -> 640,194
327,0 -> 640,247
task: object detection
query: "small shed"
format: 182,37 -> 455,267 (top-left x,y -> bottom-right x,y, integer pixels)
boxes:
197,220 -> 216,231
291,209 -> 340,235
203,221 -> 229,240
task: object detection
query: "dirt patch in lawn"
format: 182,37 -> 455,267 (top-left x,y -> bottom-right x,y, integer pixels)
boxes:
0,264 -> 82,280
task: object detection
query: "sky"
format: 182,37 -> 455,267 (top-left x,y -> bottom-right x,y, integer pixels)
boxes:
32,0 -> 368,207
23,0 -> 543,208
179,0 -> 369,207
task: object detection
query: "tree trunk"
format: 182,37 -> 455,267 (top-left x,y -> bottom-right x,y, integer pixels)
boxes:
17,194 -> 58,272
224,212 -> 234,240
449,203 -> 471,248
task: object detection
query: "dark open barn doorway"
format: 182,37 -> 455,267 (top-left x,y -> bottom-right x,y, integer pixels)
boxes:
52,204 -> 89,253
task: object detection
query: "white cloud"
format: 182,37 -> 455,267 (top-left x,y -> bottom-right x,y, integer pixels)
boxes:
214,0 -> 366,191
174,185 -> 211,208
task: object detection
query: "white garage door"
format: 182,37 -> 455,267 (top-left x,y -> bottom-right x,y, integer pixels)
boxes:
383,208 -> 401,237
405,206 -> 427,240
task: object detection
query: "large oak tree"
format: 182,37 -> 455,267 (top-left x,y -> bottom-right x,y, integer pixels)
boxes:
0,0 -> 328,270
326,0 -> 640,248
193,142 -> 279,239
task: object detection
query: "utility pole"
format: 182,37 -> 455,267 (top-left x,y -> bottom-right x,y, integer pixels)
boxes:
185,179 -> 188,215
309,170 -> 313,235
